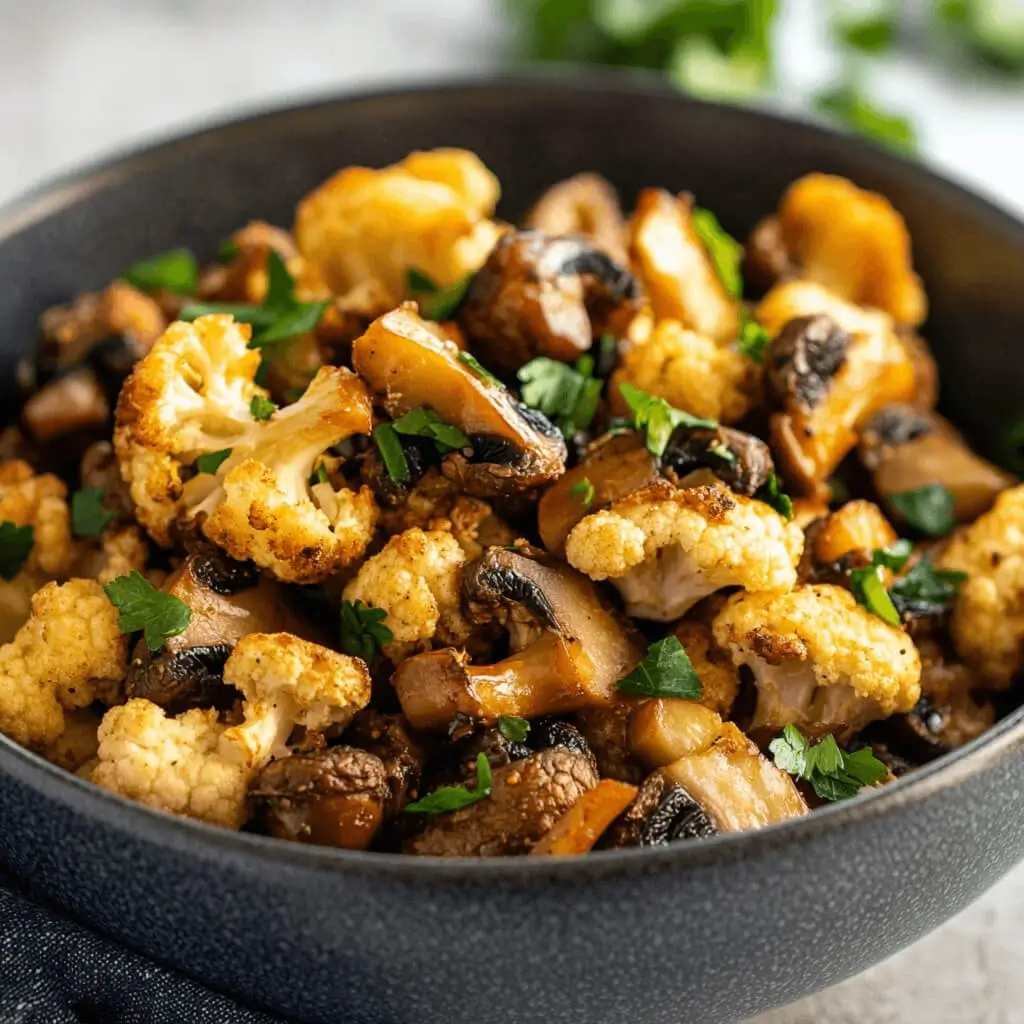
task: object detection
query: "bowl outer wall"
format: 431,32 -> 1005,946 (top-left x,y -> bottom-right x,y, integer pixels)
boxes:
1,74 -> 1023,1024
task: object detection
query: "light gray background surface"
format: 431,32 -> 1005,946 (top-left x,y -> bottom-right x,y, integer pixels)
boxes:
1,1 -> 1022,1021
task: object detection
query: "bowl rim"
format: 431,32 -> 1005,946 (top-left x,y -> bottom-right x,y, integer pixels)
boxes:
2,68 -> 1023,882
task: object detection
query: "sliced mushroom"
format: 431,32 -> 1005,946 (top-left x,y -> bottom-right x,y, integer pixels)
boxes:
405,746 -> 599,857
394,547 -> 643,731
347,709 -> 431,817
248,746 -> 390,850
661,426 -> 774,497
352,305 -> 567,499
599,772 -> 717,849
21,369 -> 110,443
529,779 -> 639,856
860,405 -> 1013,523
525,173 -> 629,265
457,230 -> 640,376
125,549 -> 316,710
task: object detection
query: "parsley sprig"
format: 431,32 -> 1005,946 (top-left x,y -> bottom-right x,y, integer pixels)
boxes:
518,355 -> 604,438
570,477 -> 595,508
405,752 -> 493,814
617,636 -> 703,700
691,206 -> 743,297
103,571 -> 192,653
849,539 -> 913,627
0,522 -> 34,580
339,600 -> 394,662
755,471 -> 794,520
497,716 -> 531,743
770,725 -> 888,802
619,383 -> 717,458
372,424 -> 411,484
737,311 -> 770,364
392,408 -> 471,453
71,488 -> 117,538
249,394 -> 277,421
889,556 -> 967,617
123,248 -> 199,296
406,267 -> 473,322
888,484 -> 958,537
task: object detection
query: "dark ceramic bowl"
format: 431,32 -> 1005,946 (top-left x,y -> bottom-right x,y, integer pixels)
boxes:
1,74 -> 1023,1024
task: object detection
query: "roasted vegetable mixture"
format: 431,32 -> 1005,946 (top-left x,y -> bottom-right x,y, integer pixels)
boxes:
1,150 -> 1019,857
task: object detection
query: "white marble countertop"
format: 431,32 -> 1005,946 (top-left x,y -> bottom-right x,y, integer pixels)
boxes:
2,2 -> 1023,1021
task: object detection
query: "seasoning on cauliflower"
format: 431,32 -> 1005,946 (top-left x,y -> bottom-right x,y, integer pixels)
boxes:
0,579 -> 127,751
713,584 -> 922,739
93,632 -> 372,829
116,314 -> 378,581
609,319 -> 760,424
937,484 -> 1024,687
294,148 -> 503,306
342,528 -> 471,662
565,480 -> 803,621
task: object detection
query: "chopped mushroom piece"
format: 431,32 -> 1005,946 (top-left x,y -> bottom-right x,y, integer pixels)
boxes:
529,779 -> 638,856
575,705 -> 645,784
628,189 -> 739,343
599,772 -> 717,848
800,500 -> 899,585
352,305 -> 567,499
457,230 -> 640,376
21,369 -> 110,443
405,746 -> 599,857
525,173 -> 629,264
248,746 -> 390,850
347,709 -> 431,818
629,698 -> 726,769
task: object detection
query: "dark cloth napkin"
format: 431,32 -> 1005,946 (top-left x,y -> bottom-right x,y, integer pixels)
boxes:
0,869 -> 282,1024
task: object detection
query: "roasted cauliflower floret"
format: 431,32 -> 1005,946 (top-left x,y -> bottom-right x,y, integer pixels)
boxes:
42,707 -> 102,773
0,579 -> 126,751
73,524 -> 150,586
342,528 -> 470,662
610,319 -> 759,424
294,148 -> 502,305
565,481 -> 803,621
93,633 -> 372,828
937,485 -> 1024,687
713,584 -> 922,738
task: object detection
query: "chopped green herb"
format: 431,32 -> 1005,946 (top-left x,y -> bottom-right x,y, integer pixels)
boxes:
392,407 -> 471,454
406,267 -> 438,293
373,423 -> 411,484
518,356 -> 604,438
814,81 -> 917,156
406,267 -> 473,321
195,448 -> 233,475
707,441 -> 737,464
497,716 -> 531,743
103,571 -> 192,653
405,752 -> 493,814
617,636 -> 703,700
0,522 -> 34,580
71,487 -> 117,537
888,484 -> 958,537
123,248 -> 198,296
889,556 -> 967,617
755,471 -> 794,520
851,564 -> 902,626
458,351 -> 503,387
217,238 -> 242,264
691,207 -> 743,297
769,725 -> 888,801
570,477 -> 595,508
737,312 -> 770,364
309,463 -> 329,487
619,383 -> 717,458
339,599 -> 394,662
249,394 -> 277,421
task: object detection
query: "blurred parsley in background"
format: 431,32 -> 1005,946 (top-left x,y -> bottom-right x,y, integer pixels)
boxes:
501,0 -> 1024,156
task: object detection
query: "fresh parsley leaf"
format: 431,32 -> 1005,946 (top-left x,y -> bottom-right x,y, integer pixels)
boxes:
0,522 -> 34,580
518,356 -> 604,437
815,81 -> 917,156
458,351 -> 503,387
889,555 -> 967,617
570,477 -> 595,508
405,752 -> 493,814
619,382 -> 717,458
497,716 -> 531,743
179,302 -> 275,326
250,394 -> 277,421
889,484 -> 957,537
737,312 -> 770,364
71,488 -> 117,537
392,407 -> 471,454
339,599 -> 394,662
691,206 -> 743,297
769,725 -> 888,802
309,463 -> 329,487
217,238 -> 242,264
103,571 -> 192,653
373,423 -> 411,484
617,636 -> 703,700
755,471 -> 794,520
851,564 -> 902,626
123,248 -> 198,296
406,267 -> 473,321
195,448 -> 233,475
872,539 -> 914,571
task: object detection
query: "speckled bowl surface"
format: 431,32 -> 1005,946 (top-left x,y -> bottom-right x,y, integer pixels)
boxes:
1,73 -> 1023,1024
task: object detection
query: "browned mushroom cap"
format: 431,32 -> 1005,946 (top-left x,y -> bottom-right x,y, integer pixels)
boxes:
860,405 -> 1014,523
21,369 -> 110,443
405,746 -> 599,857
661,426 -> 774,497
346,709 -> 431,817
457,230 -> 640,376
524,173 -> 629,265
598,772 -> 717,849
352,306 -> 567,499
248,746 -> 390,849
125,549 -> 317,710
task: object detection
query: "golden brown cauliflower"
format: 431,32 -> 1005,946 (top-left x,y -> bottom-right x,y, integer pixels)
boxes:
937,485 -> 1024,687
73,524 -> 150,587
294,148 -> 502,305
93,633 -> 372,829
342,528 -> 470,662
0,579 -> 127,751
565,481 -> 802,621
713,584 -> 921,739
609,319 -> 760,424
42,707 -> 102,773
